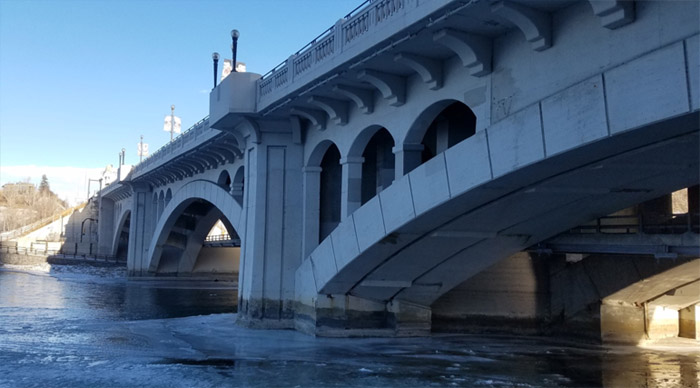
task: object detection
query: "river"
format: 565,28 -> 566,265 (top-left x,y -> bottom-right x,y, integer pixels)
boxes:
0,263 -> 697,387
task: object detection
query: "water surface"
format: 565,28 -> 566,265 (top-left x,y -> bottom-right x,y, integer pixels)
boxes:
0,264 -> 697,387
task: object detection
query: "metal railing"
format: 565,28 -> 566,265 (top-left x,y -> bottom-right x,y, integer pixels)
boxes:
203,234 -> 241,246
0,202 -> 87,241
567,213 -> 699,235
0,244 -> 124,263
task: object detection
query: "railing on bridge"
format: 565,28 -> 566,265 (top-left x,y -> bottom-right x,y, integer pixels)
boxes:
131,116 -> 211,176
203,233 -> 241,247
257,0 -> 408,107
567,213 -> 700,235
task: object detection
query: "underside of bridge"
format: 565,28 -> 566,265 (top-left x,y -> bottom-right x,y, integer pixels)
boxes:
150,199 -> 240,280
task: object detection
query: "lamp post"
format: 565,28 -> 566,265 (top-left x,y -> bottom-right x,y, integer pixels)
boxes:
212,52 -> 220,88
231,29 -> 240,72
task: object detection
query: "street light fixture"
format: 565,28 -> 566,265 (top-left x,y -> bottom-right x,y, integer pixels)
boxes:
212,52 -> 220,88
231,29 -> 240,72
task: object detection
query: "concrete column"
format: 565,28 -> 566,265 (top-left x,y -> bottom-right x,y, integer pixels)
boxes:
238,132 -> 304,329
340,156 -> 364,219
302,166 -> 321,258
435,120 -> 449,154
126,182 -> 153,276
231,182 -> 244,203
96,197 -> 115,256
679,304 -> 698,339
393,143 -> 424,178
646,304 -> 679,340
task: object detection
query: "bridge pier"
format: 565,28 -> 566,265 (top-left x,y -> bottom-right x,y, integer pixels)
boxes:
236,130 -> 304,329
127,183 -> 155,276
96,197 -> 114,256
294,293 -> 432,337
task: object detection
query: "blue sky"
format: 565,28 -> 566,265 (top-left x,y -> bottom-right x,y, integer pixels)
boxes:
0,0 -> 359,199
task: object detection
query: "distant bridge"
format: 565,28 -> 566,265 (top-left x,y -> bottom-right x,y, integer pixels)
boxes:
98,0 -> 700,343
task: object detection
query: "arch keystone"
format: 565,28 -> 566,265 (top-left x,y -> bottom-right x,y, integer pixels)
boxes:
394,53 -> 443,90
589,0 -> 634,29
491,1 -> 551,51
432,29 -> 492,77
308,96 -> 349,126
332,84 -> 374,114
357,69 -> 405,107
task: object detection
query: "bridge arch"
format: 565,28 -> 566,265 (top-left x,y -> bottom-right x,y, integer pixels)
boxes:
401,99 -> 477,174
146,179 -> 243,275
110,208 -> 131,259
300,99 -> 699,330
217,169 -> 232,191
345,125 -> 397,210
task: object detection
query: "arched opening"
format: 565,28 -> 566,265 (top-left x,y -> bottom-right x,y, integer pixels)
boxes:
420,102 -> 476,164
217,170 -> 232,191
403,101 -> 477,174
319,144 -> 341,242
361,128 -> 395,205
114,210 -> 131,260
232,166 -> 244,205
154,199 -> 240,278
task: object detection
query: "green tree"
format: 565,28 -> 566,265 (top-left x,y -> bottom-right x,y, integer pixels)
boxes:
39,174 -> 50,195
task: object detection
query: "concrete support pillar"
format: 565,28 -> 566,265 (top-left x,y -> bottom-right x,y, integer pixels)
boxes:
126,183 -> 153,276
294,293 -> 431,337
435,120 -> 450,154
231,182 -> 244,203
238,132 -> 304,329
387,300 -> 432,336
340,156 -> 364,219
393,143 -> 424,178
688,185 -> 699,215
600,302 -> 646,344
96,197 -> 115,256
679,304 -> 699,339
302,166 -> 321,258
646,304 -> 679,340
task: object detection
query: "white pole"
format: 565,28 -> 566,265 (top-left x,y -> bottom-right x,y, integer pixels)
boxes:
170,105 -> 175,142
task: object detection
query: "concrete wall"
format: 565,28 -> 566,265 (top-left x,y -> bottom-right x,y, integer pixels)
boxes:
432,252 -> 699,343
432,252 -> 550,333
0,252 -> 48,266
192,247 -> 239,274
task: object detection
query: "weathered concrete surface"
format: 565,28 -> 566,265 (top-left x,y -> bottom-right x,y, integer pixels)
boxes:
431,252 -> 700,344
0,252 -> 48,266
679,304 -> 699,340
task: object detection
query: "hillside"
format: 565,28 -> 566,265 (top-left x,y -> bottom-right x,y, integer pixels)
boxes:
0,177 -> 68,233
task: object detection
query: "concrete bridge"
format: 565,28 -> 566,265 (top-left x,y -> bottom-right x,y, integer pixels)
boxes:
98,0 -> 700,343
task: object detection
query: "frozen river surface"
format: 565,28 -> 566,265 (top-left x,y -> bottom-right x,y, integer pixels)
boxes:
0,264 -> 698,387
